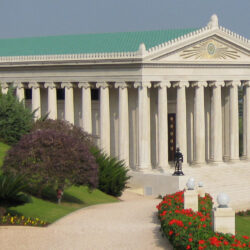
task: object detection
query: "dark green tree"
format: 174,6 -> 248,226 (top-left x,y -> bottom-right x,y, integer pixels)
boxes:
0,87 -> 34,145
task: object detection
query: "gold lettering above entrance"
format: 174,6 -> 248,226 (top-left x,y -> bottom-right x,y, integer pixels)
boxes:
180,39 -> 240,60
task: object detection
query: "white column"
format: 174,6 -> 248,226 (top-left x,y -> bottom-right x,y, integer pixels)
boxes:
14,82 -> 25,102
28,82 -> 41,120
226,81 -> 241,161
173,81 -> 189,165
115,82 -> 129,166
134,81 -> 151,171
79,82 -> 92,134
243,81 -> 250,160
242,86 -> 247,159
192,81 -> 207,164
155,81 -> 171,171
1,82 -> 8,94
61,82 -> 74,124
44,82 -> 57,120
96,82 -> 110,155
210,81 -> 224,162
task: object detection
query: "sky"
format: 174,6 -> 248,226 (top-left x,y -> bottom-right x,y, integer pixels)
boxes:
0,0 -> 249,39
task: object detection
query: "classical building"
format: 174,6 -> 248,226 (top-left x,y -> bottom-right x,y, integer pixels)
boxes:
0,15 -> 250,194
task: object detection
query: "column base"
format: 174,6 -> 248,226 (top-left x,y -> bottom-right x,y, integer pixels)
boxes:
228,158 -> 240,163
190,161 -> 206,167
207,160 -> 227,167
136,165 -> 153,173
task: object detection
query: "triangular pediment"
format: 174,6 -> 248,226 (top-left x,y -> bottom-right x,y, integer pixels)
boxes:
144,29 -> 250,63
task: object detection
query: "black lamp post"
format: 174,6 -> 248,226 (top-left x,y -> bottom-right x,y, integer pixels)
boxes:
173,147 -> 184,176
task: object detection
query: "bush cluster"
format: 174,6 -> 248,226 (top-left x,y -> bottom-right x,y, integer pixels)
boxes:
157,190 -> 250,249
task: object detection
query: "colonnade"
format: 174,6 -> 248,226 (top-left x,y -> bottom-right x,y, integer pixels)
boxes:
1,79 -> 250,171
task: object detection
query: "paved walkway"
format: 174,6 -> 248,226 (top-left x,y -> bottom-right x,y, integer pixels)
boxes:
0,191 -> 172,250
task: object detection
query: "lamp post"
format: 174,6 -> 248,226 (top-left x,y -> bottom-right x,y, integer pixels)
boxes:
173,147 -> 184,176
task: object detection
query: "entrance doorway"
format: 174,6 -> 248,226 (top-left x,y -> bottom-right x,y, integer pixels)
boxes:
168,113 -> 176,161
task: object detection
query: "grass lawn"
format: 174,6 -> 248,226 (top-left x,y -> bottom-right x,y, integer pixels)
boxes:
236,215 -> 250,237
7,186 -> 118,224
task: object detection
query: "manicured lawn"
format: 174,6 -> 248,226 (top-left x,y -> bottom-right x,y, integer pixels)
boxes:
8,186 -> 118,224
236,215 -> 250,237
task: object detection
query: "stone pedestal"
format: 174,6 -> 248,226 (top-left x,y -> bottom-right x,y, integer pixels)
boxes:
197,187 -> 205,197
212,207 -> 235,235
184,190 -> 198,212
128,171 -> 188,196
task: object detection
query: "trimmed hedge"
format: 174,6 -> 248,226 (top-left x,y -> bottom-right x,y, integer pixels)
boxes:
157,190 -> 250,249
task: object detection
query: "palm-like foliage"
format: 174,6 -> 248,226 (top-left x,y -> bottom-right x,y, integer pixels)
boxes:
91,147 -> 131,197
0,174 -> 30,207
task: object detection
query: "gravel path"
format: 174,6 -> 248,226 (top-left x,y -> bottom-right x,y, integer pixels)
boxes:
0,191 -> 172,250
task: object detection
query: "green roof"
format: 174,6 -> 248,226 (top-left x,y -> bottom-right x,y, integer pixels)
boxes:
0,28 -> 198,57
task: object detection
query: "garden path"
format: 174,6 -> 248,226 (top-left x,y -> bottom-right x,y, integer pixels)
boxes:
0,191 -> 172,250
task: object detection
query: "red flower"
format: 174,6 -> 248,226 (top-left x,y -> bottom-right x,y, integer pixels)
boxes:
223,240 -> 229,246
199,240 -> 205,245
186,245 -> 191,249
188,238 -> 193,242
242,235 -> 249,239
168,230 -> 173,236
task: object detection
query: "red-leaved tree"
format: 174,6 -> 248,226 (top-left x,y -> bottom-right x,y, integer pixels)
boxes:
2,129 -> 98,197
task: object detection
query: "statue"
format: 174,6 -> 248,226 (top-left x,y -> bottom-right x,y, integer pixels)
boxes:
173,147 -> 184,176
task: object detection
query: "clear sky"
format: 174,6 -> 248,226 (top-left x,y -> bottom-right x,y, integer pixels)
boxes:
0,0 -> 249,39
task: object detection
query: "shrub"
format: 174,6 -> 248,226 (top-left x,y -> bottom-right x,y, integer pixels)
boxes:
157,191 -> 250,249
91,147 -> 131,197
31,119 -> 95,148
0,88 -> 34,145
0,174 -> 30,216
2,129 -> 98,197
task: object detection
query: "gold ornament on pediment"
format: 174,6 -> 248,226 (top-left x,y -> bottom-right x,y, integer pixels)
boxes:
180,40 -> 240,60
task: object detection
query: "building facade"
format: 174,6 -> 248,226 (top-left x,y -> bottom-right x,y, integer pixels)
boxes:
1,15 -> 250,174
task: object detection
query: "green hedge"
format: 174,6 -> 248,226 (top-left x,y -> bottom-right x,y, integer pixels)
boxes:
157,191 -> 250,249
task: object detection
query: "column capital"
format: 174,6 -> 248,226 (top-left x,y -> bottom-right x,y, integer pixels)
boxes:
172,81 -> 189,88
13,81 -> 24,89
61,82 -> 74,89
242,80 -> 250,87
44,82 -> 57,89
225,80 -> 241,88
191,81 -> 208,88
1,82 -> 8,89
96,82 -> 110,89
28,82 -> 40,89
154,81 -> 171,89
114,82 -> 129,89
78,82 -> 91,89
134,81 -> 151,89
209,81 -> 225,88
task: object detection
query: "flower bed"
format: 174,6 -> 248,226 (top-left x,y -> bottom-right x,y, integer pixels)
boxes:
157,190 -> 250,249
0,213 -> 48,227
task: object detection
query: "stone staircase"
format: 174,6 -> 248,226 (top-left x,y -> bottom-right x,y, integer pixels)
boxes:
183,161 -> 250,211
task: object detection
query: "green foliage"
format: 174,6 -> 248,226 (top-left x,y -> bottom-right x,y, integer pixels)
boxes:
91,147 -> 131,197
0,87 -> 34,145
2,129 -> 99,197
8,185 -> 118,224
0,173 -> 30,207
157,191 -> 250,249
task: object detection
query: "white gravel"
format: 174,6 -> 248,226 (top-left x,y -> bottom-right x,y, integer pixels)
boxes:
0,191 -> 172,250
